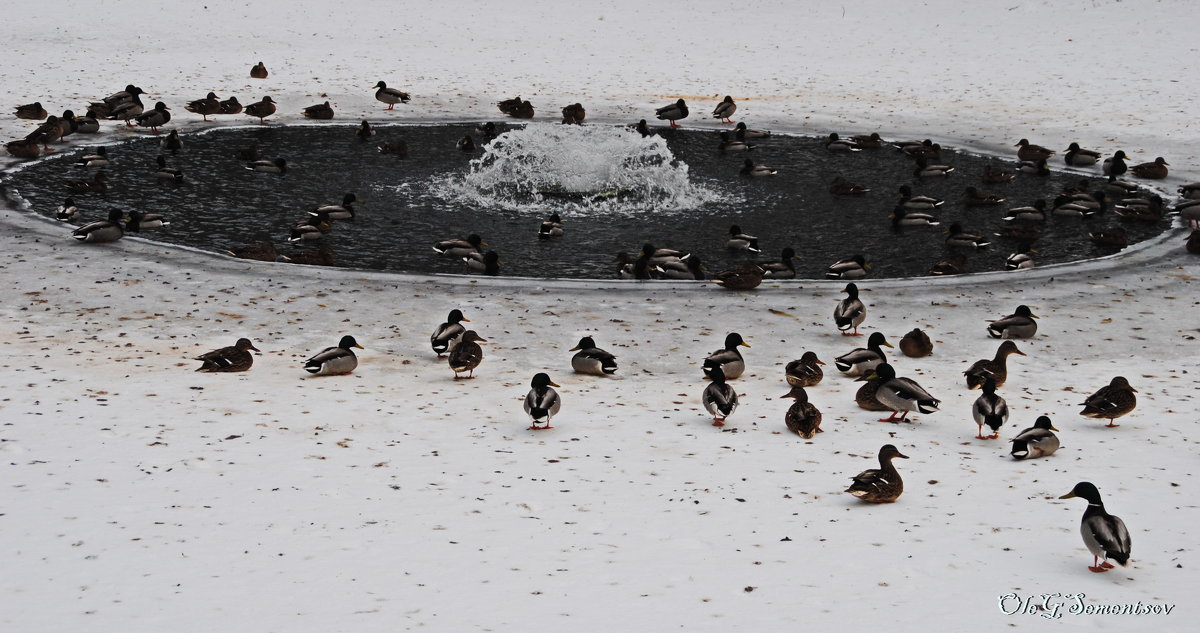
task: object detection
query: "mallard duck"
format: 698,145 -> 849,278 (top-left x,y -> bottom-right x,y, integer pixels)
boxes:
538,213 -> 564,239
893,138 -> 932,152
244,96 -> 277,124
1054,191 -> 1107,217
570,336 -> 617,375
759,247 -> 798,279
1004,199 -> 1048,222
448,330 -> 485,378
55,198 -> 79,222
524,373 -> 562,430
303,335 -> 363,375
851,132 -> 884,149
929,253 -> 968,275
246,157 -> 289,175
785,351 -> 824,388
702,365 -> 738,427
1017,158 -> 1050,176
961,186 -> 1005,206
834,282 -> 866,336
914,155 -> 954,178
497,96 -> 523,116
430,309 -> 470,356
898,328 -> 932,358
511,99 -> 534,119
871,363 -> 940,422
56,110 -> 79,141
154,155 -> 183,182
71,208 -> 125,243
733,121 -> 770,139
161,129 -> 184,153
1080,376 -> 1136,427
783,385 -> 822,438
982,163 -> 1016,184
1004,247 -> 1036,270
288,213 -> 332,241
945,223 -> 990,248
825,254 -> 868,280
313,193 -> 360,220
896,185 -> 943,210
854,372 -> 891,411
712,96 -> 736,123
456,136 -> 476,152
477,121 -> 499,139
846,444 -> 909,503
125,210 -> 169,232
5,136 -> 43,159
1104,176 -> 1139,196
73,110 -> 100,134
28,115 -> 62,147
1064,142 -> 1101,167
1179,182 -> 1200,200
1102,150 -> 1128,177
250,61 -> 268,78
1178,199 -> 1200,228
632,119 -> 652,137
615,251 -> 657,280
354,120 -> 376,141
890,207 -> 940,227
134,101 -> 170,133
1010,415 -> 1059,460
703,333 -> 750,380
638,243 -> 691,267
1089,227 -> 1128,248
1015,138 -> 1055,162
835,331 -> 891,376
964,340 -> 1025,389
972,377 -> 1008,439
1188,230 -> 1200,254
195,338 -> 260,372
739,159 -> 776,176
77,147 -> 109,167
185,92 -> 221,121
88,84 -> 142,118
725,225 -> 760,252
1059,482 -> 1132,573
719,131 -> 754,151
561,103 -> 586,125
1113,194 -> 1164,222
464,250 -> 500,275
107,92 -> 144,126
712,263 -> 764,290
896,139 -> 940,158
15,101 -> 48,120
434,234 -> 485,258
655,99 -> 688,128
282,244 -> 335,266
302,101 -> 334,120
219,96 -> 243,115
825,132 -> 861,152
829,176 -> 869,195
64,171 -> 107,194
377,140 -> 408,156
988,305 -> 1037,339
1129,156 -> 1168,179
652,253 -> 700,280
226,242 -> 279,262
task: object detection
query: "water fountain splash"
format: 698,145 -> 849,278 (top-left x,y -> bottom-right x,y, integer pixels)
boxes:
433,123 -> 724,216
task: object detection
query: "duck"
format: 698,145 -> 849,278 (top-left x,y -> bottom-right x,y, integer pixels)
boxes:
1080,376 -> 1136,427
854,371 -> 892,412
74,110 -> 100,134
834,331 -> 891,377
703,332 -> 750,380
161,130 -> 184,153
282,244 -> 335,266
5,136 -> 43,159
185,92 -> 221,121
733,121 -> 771,139
657,254 -> 704,280
477,122 -> 499,140
638,243 -> 691,267
1004,247 -> 1036,270
914,156 -> 954,178
28,115 -> 63,147
1053,191 -> 1107,217
1129,156 -> 1169,179
897,139 -> 940,159
1015,138 -> 1055,162
783,385 -> 822,438
377,140 -> 408,156
356,120 -> 376,140
434,234 -> 485,258
226,241 -> 280,262
288,213 -> 332,241
982,163 -> 1016,184
785,351 -> 824,388
497,95 -> 523,116
89,84 -> 142,118
195,337 -> 260,372
632,119 -> 652,137
825,132 -> 861,152
107,91 -> 145,126
246,157 -> 289,174
55,198 -> 80,222
893,138 -> 933,152
15,101 -> 48,120
718,131 -> 754,151
760,247 -> 798,279
1058,482 -> 1132,573
987,305 -> 1037,339
510,99 -> 535,119
615,251 -> 657,280
739,159 -> 776,176
561,103 -> 586,125
250,61 -> 268,78
431,309 -> 470,356
1017,158 -> 1050,176
304,335 -> 363,375
972,377 -> 1008,439
56,110 -> 79,141
1178,199 -> 1200,227
964,340 -> 1026,389
457,136 -> 476,152
538,213 -> 564,239
655,98 -> 688,128
825,254 -> 868,280
896,185 -> 943,210
570,336 -> 617,375
64,171 -> 107,194
135,101 -> 171,133
154,155 -> 184,182
994,225 -> 1041,241
1102,150 -> 1129,177
1010,415 -> 1059,460
846,444 -> 909,503
725,225 -> 760,251
945,223 -> 991,248
1179,182 -> 1200,200
1104,176 -> 1140,196
302,101 -> 334,120
1113,194 -> 1164,222
961,186 -> 1005,206
77,147 -> 110,167
712,95 -> 736,123
1089,227 -> 1128,248
219,96 -> 243,115
829,176 -> 869,195
712,263 -> 764,290
890,206 -> 941,227
369,81 -> 410,110
833,282 -> 866,336
929,253 -> 968,275
1003,199 -> 1048,222
125,210 -> 169,232
244,96 -> 277,124
1064,142 -> 1101,167
525,373 -> 562,430
448,330 -> 486,378
701,366 -> 738,427
850,132 -> 884,149
464,250 -> 501,275
313,193 -> 360,220
871,362 -> 940,423
71,208 -> 126,243
898,328 -> 932,358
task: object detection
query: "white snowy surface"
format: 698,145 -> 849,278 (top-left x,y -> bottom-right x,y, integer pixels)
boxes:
2,1 -> 1199,630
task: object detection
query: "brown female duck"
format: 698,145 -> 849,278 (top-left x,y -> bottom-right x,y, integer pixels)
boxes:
964,340 -> 1026,389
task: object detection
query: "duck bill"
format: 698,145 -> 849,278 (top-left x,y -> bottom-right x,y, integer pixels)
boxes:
895,452 -> 909,459
882,342 -> 894,348
816,360 -> 826,365
353,344 -> 364,349
1058,491 -> 1077,499
549,381 -> 561,387
568,345 -> 581,352
1050,425 -> 1060,431
740,342 -> 751,348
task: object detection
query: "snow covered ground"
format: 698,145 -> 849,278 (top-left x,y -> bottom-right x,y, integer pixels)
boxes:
2,1 -> 1198,630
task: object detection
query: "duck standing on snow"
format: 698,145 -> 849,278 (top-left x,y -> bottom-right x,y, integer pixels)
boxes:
525,373 -> 562,430
898,328 -> 932,358
304,335 -> 363,375
702,365 -> 738,427
431,309 -> 470,356
1010,415 -> 1059,460
1058,481 -> 1132,573
135,102 -> 171,134
785,351 -> 824,387
195,338 -> 260,372
71,208 -> 126,243
244,96 -> 277,124
987,305 -> 1037,339
372,81 -> 410,109
964,340 -> 1026,389
783,385 -> 822,438
834,331 -> 891,377
448,330 -> 486,379
712,95 -> 736,123
185,92 -> 221,121
703,333 -> 750,380
834,282 -> 866,336
570,336 -> 617,375
871,362 -> 940,423
655,98 -> 688,128
846,444 -> 909,503
219,96 -> 243,115
972,377 -> 1008,439
1080,376 -> 1136,427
